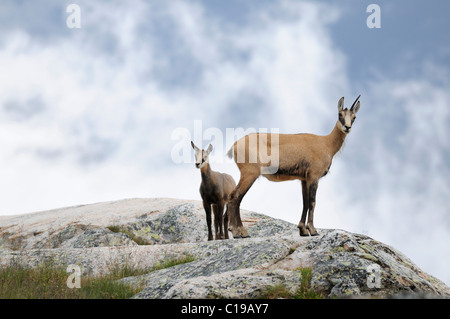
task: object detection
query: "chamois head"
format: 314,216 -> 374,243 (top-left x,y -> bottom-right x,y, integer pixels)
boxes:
191,141 -> 213,169
337,95 -> 360,134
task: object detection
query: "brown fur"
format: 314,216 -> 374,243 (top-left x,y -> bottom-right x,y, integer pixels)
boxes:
226,96 -> 360,238
192,142 -> 236,240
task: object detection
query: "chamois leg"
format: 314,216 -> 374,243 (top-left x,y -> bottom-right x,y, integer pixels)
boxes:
227,173 -> 258,239
203,201 -> 213,241
212,204 -> 220,240
306,180 -> 319,236
217,203 -> 226,239
298,180 -> 309,236
223,205 -> 229,239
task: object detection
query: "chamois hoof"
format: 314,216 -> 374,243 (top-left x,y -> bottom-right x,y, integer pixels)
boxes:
232,234 -> 251,239
299,232 -> 309,237
306,225 -> 319,236
240,228 -> 249,238
298,225 -> 309,237
229,225 -> 249,239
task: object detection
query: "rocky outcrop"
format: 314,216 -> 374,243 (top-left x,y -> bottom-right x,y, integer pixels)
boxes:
0,198 -> 448,298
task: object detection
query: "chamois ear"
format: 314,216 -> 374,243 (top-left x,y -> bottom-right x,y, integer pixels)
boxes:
350,94 -> 361,114
352,101 -> 360,114
338,97 -> 344,112
206,144 -> 213,155
191,141 -> 199,151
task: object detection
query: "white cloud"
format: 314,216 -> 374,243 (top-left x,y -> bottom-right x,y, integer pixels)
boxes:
0,0 -> 351,226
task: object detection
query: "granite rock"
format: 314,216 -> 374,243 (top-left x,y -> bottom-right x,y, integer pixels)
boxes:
0,198 -> 448,298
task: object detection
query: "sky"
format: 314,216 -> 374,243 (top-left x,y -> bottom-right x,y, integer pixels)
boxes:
0,1 -> 449,286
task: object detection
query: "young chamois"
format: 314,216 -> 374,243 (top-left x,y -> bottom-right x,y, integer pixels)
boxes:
226,96 -> 361,238
191,141 -> 236,240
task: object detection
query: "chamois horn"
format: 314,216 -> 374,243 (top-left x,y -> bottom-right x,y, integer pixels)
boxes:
350,94 -> 361,110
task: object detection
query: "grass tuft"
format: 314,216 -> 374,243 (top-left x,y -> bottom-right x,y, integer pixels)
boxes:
0,263 -> 140,299
259,267 -> 325,299
0,254 -> 195,299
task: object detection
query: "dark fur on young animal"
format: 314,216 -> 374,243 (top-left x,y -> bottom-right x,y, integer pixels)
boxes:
191,141 -> 236,240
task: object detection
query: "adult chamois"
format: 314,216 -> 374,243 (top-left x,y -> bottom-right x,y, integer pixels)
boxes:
226,95 -> 361,238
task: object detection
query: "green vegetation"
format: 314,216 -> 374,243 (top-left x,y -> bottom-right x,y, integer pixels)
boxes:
152,255 -> 196,271
259,267 -> 325,299
107,225 -> 151,245
0,263 -> 139,299
0,255 -> 195,299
